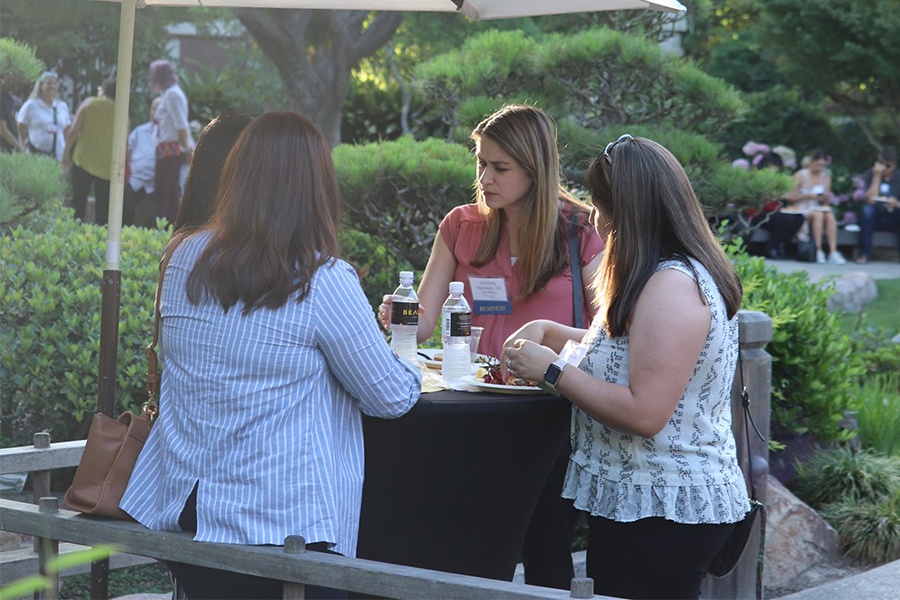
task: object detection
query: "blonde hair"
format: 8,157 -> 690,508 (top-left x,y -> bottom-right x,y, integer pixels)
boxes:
470,104 -> 589,298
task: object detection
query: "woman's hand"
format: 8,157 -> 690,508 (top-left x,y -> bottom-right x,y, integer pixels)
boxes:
501,338 -> 558,385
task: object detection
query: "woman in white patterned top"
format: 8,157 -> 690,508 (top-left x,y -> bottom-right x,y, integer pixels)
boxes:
121,112 -> 421,599
501,135 -> 750,599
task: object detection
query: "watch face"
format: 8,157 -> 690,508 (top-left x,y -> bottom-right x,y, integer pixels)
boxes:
544,364 -> 562,386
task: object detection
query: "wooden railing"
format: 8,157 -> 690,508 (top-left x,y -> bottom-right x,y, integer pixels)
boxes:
0,310 -> 772,600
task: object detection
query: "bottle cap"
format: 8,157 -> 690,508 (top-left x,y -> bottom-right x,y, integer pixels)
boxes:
449,281 -> 464,294
399,271 -> 414,283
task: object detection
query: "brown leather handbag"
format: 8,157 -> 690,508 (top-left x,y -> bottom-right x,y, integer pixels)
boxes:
64,245 -> 173,519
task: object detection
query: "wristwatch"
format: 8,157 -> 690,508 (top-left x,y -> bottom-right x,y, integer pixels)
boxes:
543,358 -> 569,391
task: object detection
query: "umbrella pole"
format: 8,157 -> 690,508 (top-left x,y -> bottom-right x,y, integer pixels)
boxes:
92,0 -> 136,598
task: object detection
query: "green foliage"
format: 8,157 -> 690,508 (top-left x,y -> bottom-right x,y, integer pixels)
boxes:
0,217 -> 170,446
732,251 -> 865,440
0,545 -> 118,599
0,153 -> 66,229
821,491 -> 900,564
755,0 -> 900,142
59,563 -> 171,600
0,37 -> 44,92
334,136 -> 473,271
339,228 -> 410,311
794,447 -> 900,509
852,374 -> 900,458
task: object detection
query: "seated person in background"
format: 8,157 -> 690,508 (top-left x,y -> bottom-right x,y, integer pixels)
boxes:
746,151 -> 805,260
856,146 -> 900,264
126,97 -> 159,228
784,149 -> 846,265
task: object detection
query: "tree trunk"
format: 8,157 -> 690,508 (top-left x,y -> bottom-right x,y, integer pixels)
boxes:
233,8 -> 403,147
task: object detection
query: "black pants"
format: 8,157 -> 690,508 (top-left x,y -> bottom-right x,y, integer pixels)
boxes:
755,211 -> 804,257
586,515 -> 734,599
521,443 -> 577,590
168,486 -> 347,600
71,164 -> 110,224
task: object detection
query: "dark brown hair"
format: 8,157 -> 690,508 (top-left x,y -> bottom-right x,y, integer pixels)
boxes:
586,136 -> 742,337
185,111 -> 341,314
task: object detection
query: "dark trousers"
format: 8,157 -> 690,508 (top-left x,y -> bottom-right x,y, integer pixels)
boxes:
71,164 -> 110,225
859,203 -> 900,258
758,211 -> 805,256
154,154 -> 183,224
521,444 -> 577,590
586,515 -> 734,600
168,486 -> 347,600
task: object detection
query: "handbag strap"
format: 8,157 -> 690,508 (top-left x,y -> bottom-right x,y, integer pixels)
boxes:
568,217 -> 584,329
143,240 -> 179,423
737,337 -> 768,600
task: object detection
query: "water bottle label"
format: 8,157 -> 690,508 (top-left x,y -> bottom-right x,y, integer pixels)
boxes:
391,302 -> 419,326
448,312 -> 471,337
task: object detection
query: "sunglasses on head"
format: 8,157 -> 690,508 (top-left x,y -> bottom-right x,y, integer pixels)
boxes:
597,134 -> 634,166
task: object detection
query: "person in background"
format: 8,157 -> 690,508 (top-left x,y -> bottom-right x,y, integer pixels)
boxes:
748,151 -> 805,260
120,111 -> 421,600
855,146 -> 900,264
784,149 -> 846,265
126,97 -> 160,228
16,70 -> 70,162
64,78 -> 117,224
173,111 -> 253,233
149,59 -> 192,224
0,73 -> 25,152
501,134 -> 750,600
378,104 -> 604,590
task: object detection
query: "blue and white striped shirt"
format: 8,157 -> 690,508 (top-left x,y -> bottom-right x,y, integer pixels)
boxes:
120,231 -> 421,556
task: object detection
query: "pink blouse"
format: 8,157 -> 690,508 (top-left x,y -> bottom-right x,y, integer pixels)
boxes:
439,203 -> 604,358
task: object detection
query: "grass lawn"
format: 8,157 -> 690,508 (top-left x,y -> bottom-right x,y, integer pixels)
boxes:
839,278 -> 900,336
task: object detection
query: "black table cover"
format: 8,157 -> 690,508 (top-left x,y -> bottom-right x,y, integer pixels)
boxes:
357,389 -> 570,581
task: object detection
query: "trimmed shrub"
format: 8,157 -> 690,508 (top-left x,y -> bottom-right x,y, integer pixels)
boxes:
334,136 -> 473,271
0,152 -> 67,229
0,217 -> 169,446
732,251 -> 865,441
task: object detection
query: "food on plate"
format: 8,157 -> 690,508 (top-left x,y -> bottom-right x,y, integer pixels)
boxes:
475,355 -> 536,387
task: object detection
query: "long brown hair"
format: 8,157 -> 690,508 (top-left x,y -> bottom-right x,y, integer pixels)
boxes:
185,112 -> 342,315
471,104 -> 591,298
586,136 -> 742,337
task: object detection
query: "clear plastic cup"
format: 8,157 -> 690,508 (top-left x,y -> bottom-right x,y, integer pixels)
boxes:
469,326 -> 484,362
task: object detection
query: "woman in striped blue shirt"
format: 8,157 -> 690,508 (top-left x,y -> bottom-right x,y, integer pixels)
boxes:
120,111 -> 422,599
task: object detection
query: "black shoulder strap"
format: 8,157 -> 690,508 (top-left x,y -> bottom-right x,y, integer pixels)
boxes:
568,217 -> 583,329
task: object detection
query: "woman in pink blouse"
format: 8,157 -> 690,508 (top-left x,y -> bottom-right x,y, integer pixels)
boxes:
379,104 -> 604,590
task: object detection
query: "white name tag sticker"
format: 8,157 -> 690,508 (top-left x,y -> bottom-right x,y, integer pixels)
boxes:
469,276 -> 512,315
880,182 -> 891,195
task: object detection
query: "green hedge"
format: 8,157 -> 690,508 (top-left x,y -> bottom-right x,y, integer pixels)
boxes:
732,250 -> 865,441
0,217 -> 169,445
0,152 -> 67,229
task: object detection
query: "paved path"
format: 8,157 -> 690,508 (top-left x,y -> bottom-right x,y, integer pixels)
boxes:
762,256 -> 900,282
776,559 -> 900,600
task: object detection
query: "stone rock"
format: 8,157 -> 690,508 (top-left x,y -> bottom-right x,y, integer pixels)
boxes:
764,475 -> 841,588
892,333 -> 900,344
826,272 -> 878,313
0,529 -> 29,551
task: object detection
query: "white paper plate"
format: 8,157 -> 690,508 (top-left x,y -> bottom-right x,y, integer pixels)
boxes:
460,375 -> 542,395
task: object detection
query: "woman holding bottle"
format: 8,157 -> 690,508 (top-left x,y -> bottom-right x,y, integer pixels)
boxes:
378,104 -> 604,590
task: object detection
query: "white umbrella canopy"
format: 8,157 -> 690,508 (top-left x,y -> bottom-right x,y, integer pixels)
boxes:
105,0 -> 686,18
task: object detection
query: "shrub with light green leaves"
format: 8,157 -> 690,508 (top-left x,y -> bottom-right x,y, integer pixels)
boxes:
731,250 -> 865,441
0,217 -> 169,446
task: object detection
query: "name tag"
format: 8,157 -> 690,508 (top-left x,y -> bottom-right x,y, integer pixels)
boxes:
47,125 -> 58,134
881,182 -> 891,195
469,276 -> 512,315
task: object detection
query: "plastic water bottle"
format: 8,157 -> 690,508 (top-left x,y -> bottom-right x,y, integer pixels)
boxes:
390,271 -> 419,362
441,281 -> 471,380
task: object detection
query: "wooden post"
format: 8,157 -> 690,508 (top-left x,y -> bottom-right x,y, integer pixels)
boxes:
282,535 -> 306,600
569,577 -> 594,599
37,497 -> 60,600
701,310 -> 772,600
32,433 -> 51,555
